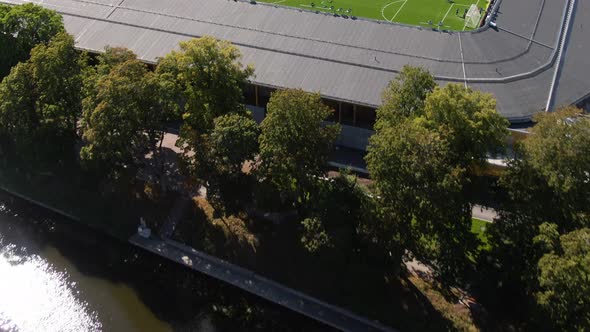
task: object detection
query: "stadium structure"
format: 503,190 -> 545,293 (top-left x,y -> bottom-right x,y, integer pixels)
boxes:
2,0 -> 587,150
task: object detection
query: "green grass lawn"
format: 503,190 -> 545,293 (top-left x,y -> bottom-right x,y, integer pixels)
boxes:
471,217 -> 490,249
260,0 -> 489,30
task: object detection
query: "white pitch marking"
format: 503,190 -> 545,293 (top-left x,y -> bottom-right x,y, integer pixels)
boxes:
273,0 -> 286,4
390,0 -> 408,22
380,0 -> 406,22
441,3 -> 455,24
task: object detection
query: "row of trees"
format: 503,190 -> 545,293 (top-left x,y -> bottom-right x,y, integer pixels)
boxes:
1,4 -> 588,330
0,4 -> 341,215
367,67 -> 509,280
367,66 -> 590,329
486,107 -> 590,330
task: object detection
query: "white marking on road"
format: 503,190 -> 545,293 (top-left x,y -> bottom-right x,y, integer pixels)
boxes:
458,32 -> 468,88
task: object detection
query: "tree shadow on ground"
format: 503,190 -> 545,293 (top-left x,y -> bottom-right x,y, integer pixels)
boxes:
170,194 -> 470,331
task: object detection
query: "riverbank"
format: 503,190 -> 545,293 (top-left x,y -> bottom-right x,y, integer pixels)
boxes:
0,164 -> 488,331
0,165 -> 177,240
0,166 -> 396,331
0,186 -> 336,331
132,234 -> 395,332
0,190 -> 334,331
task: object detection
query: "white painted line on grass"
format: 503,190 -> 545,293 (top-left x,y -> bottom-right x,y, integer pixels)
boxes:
390,0 -> 408,22
441,3 -> 455,24
380,0 -> 406,21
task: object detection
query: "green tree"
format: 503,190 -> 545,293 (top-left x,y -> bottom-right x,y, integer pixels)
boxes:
0,3 -> 64,77
209,113 -> 260,177
367,74 -> 507,279
0,62 -> 36,159
377,65 -> 436,125
29,32 -> 86,134
0,32 -> 85,165
203,113 -> 260,212
258,89 -> 340,203
300,217 -> 332,254
156,36 -> 253,132
488,107 -> 590,303
156,36 -> 253,180
303,172 -> 374,261
80,49 -> 165,179
535,226 -> 590,331
518,107 -> 590,227
422,84 -> 508,167
367,118 -> 472,278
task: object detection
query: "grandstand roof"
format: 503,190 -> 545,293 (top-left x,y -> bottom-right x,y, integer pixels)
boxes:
2,0 -> 588,121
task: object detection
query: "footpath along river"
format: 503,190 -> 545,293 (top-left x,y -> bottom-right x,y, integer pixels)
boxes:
0,191 -> 333,332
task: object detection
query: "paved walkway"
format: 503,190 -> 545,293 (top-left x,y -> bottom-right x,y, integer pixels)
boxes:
130,234 -> 397,332
471,205 -> 498,222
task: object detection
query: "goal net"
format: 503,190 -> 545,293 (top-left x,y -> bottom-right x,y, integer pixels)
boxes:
465,4 -> 481,29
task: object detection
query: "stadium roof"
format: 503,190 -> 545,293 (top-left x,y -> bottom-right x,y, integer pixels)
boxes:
2,0 -> 588,122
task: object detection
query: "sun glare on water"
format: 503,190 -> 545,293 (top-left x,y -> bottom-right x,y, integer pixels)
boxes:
0,240 -> 102,332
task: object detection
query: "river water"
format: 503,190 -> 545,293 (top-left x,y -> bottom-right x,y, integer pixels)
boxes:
0,193 -> 330,332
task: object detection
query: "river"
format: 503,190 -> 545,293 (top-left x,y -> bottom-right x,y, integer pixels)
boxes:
0,192 -> 332,332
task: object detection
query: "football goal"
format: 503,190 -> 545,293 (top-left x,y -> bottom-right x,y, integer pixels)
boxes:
465,4 -> 481,29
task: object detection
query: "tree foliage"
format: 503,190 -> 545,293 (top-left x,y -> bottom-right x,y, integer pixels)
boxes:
156,36 -> 253,134
209,113 -> 260,177
300,217 -> 332,254
488,107 -> 590,305
80,48 -> 166,179
422,84 -> 508,167
367,68 -> 507,279
302,172 -> 374,259
258,89 -> 340,202
377,65 -> 436,124
155,36 -> 253,180
0,3 -> 64,77
0,32 -> 84,165
535,226 -> 590,331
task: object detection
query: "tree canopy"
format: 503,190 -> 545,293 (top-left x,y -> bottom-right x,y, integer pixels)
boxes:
0,3 -> 64,77
155,36 -> 254,182
209,113 -> 260,177
535,226 -> 590,331
0,32 -> 84,165
422,84 -> 508,167
367,68 -> 508,279
377,65 -> 436,124
80,48 -> 165,179
258,89 -> 340,202
488,107 -> 590,307
156,36 -> 253,134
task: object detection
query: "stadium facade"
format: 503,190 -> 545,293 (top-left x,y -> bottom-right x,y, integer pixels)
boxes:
2,0 -> 588,150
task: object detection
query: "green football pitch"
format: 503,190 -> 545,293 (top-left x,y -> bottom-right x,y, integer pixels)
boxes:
259,0 -> 490,31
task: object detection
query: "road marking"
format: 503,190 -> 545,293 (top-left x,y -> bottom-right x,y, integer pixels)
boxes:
458,32 -> 468,87
380,0 -> 406,21
390,0 -> 408,22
